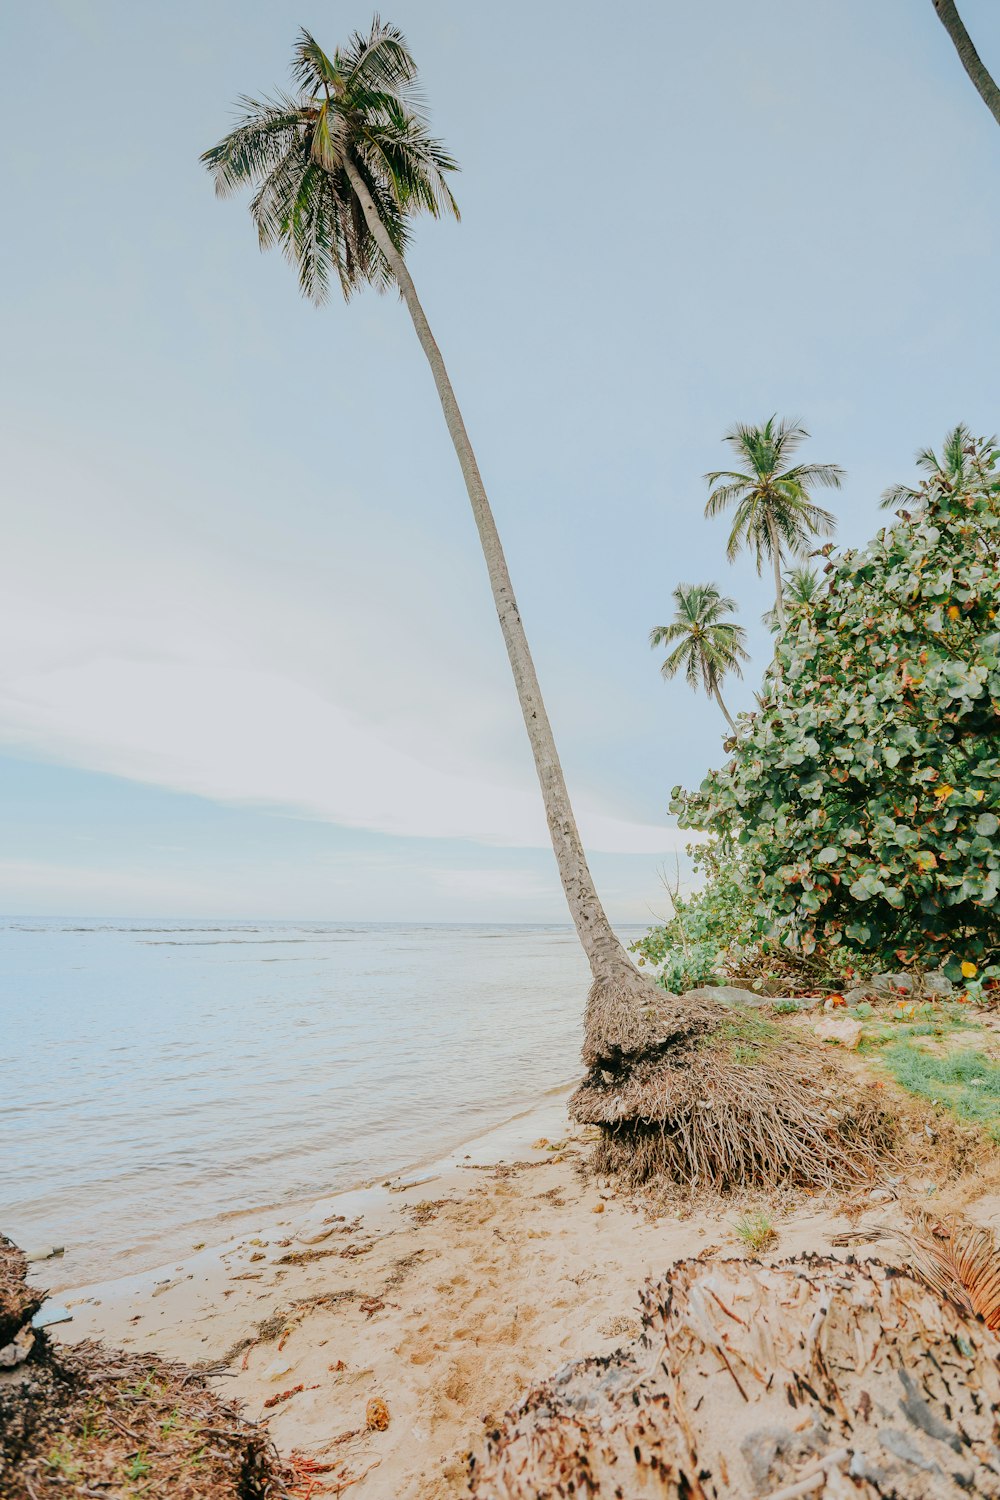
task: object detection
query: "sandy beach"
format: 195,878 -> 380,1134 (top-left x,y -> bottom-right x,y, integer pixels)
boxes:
39,1087 -> 993,1500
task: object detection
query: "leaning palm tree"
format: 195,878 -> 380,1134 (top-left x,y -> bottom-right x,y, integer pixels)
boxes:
932,0 -> 1000,128
201,21 -> 667,1067
880,422 -> 997,509
650,584 -> 747,734
761,564 -> 821,631
704,417 -> 843,627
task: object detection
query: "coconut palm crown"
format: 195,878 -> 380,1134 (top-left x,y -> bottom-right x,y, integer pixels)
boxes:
880,423 -> 1000,510
704,417 -> 843,626
650,583 -> 748,734
762,564 -> 821,630
201,20 -> 458,303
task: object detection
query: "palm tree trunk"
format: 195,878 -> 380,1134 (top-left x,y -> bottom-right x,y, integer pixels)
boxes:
932,0 -> 1000,127
342,156 -> 639,1013
767,515 -> 785,628
712,683 -> 737,735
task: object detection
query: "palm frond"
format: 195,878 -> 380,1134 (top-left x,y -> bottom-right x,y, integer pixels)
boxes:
343,16 -> 417,92
875,1220 -> 1000,1331
293,30 -> 341,94
200,95 -> 306,197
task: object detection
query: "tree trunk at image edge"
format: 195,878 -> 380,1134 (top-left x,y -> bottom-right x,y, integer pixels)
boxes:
933,0 -> 1000,127
343,157 -> 657,1064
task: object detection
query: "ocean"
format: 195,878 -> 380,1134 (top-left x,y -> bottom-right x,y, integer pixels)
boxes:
1,919 -> 639,1282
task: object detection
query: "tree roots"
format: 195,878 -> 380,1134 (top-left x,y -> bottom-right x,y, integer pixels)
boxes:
574,1002 -> 896,1192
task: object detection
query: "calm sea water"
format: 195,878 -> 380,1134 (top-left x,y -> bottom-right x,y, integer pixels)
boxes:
1,919 -> 634,1280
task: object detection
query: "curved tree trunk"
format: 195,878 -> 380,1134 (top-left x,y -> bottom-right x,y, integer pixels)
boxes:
712,681 -> 736,735
932,0 -> 1000,127
342,156 -> 637,999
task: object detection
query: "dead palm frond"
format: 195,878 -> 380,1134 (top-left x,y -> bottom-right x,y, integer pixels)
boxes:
870,1217 -> 1000,1329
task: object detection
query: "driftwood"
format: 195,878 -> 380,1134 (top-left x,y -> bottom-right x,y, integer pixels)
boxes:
470,1254 -> 1000,1498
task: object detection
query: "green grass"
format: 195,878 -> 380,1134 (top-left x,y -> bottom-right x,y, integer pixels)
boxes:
879,1044 -> 1000,1137
857,1003 -> 977,1055
733,1208 -> 777,1252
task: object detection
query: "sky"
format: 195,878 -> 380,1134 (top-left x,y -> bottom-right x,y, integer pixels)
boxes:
1,0 -> 999,922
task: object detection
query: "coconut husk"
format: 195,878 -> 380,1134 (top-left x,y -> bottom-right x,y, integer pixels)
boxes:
573,1014 -> 896,1191
0,1339 -> 290,1500
0,1234 -> 41,1350
470,1253 -> 1000,1499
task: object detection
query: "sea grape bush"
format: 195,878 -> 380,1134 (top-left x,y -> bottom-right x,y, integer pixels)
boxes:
672,436 -> 1000,985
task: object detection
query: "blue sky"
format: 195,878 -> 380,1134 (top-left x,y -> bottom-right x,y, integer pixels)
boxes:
1,0 -> 998,920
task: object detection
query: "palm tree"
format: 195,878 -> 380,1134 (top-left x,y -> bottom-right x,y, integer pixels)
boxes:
762,564 -> 821,631
880,422 -> 998,509
932,0 -> 1000,128
202,21 -> 659,1066
650,584 -> 748,734
704,417 -> 843,628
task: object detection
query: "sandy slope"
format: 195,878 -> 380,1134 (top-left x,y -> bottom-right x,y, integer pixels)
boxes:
42,1090 -> 970,1499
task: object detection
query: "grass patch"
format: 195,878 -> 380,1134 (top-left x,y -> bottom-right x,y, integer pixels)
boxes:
880,1044 -> 1000,1137
858,1004 -> 977,1054
733,1208 -> 777,1253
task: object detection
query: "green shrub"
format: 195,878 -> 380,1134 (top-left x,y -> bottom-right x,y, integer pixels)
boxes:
630,843 -> 755,993
672,435 -> 1000,984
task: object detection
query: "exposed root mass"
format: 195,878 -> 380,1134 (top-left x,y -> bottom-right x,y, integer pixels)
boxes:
581,968 -> 721,1070
574,1013 -> 895,1191
470,1254 -> 1000,1498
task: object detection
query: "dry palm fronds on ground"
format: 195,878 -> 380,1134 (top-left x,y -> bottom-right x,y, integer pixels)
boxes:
573,1006 -> 896,1191
470,1253 -> 1000,1499
0,1232 -> 290,1500
0,1342 -> 290,1500
854,1216 -> 1000,1329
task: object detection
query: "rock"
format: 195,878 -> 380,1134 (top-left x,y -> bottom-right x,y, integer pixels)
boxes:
0,1326 -> 35,1369
814,1016 -> 863,1050
681,985 -> 774,1010
845,971 -> 954,1005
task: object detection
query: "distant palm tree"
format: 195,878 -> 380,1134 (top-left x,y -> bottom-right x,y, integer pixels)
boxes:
704,417 -> 843,627
762,564 -> 821,631
932,0 -> 1000,128
650,584 -> 748,735
880,422 -> 997,509
202,21 -> 658,1066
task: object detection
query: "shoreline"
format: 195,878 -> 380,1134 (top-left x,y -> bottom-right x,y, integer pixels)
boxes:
33,1081 -> 577,1294
41,1093 -> 966,1500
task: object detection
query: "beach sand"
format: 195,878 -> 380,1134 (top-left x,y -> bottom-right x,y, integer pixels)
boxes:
38,1089 -> 977,1500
